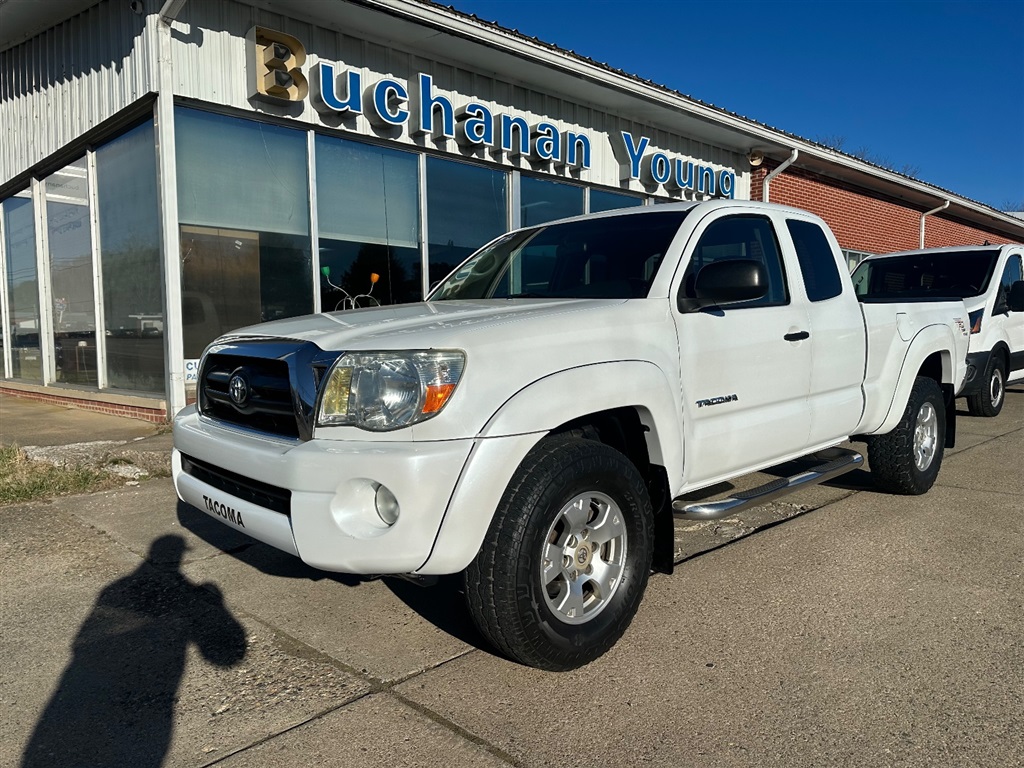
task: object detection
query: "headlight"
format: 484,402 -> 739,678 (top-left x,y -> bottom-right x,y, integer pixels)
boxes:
317,350 -> 466,431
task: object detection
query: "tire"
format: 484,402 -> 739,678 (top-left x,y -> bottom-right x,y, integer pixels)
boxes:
868,376 -> 946,495
465,435 -> 654,671
966,355 -> 1006,418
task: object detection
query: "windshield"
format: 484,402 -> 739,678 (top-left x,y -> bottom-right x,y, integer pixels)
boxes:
851,250 -> 1000,300
429,210 -> 690,300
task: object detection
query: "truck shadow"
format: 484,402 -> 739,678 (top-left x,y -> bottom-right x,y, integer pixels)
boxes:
21,535 -> 246,768
382,575 -> 491,650
176,502 -> 492,650
175,500 -> 370,587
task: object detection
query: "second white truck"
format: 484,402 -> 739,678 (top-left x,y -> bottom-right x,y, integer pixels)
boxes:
173,200 -> 970,670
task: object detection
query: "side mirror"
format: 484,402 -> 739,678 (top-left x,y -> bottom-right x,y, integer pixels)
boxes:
1008,280 -> 1024,312
678,259 -> 768,313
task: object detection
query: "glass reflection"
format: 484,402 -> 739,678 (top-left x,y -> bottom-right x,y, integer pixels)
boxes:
96,121 -> 165,393
3,195 -> 40,381
46,159 -> 97,385
316,136 -> 421,308
590,189 -> 643,213
176,108 -> 312,359
427,158 -> 507,288
520,176 -> 584,227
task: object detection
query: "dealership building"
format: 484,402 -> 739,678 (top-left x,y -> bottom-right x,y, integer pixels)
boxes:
2,0 -> 1023,421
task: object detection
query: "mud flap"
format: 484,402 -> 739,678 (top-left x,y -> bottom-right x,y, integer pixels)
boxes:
943,383 -> 957,448
647,465 -> 674,575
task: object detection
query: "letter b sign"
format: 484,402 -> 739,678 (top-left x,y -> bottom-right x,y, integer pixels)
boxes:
247,26 -> 308,103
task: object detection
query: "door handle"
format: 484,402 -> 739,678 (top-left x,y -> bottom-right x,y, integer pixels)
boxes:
784,331 -> 810,342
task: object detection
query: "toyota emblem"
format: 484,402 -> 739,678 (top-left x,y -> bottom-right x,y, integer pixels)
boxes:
228,372 -> 250,407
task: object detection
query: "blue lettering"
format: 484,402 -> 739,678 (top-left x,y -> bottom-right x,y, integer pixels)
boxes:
697,165 -> 716,195
415,74 -> 454,138
650,153 -> 672,185
313,62 -> 362,114
565,131 -> 591,168
500,114 -> 530,155
621,132 -> 650,179
533,122 -> 561,162
372,79 -> 408,125
675,159 -> 695,190
719,170 -> 735,199
457,102 -> 494,145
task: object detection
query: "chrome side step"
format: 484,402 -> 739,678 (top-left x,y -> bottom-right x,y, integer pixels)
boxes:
672,447 -> 863,521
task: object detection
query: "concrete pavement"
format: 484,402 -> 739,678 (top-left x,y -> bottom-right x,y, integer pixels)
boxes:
0,387 -> 1021,767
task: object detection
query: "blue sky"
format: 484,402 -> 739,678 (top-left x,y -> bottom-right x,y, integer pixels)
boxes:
448,0 -> 1024,211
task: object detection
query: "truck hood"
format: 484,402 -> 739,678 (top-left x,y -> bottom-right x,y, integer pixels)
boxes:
224,299 -> 629,351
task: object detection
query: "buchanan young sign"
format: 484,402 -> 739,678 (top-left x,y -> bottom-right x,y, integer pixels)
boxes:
247,26 -> 736,198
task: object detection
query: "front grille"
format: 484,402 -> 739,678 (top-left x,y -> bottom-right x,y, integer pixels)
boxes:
197,338 -> 342,440
202,353 -> 298,437
181,453 -> 291,516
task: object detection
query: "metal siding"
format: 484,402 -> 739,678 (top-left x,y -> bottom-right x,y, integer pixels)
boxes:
0,0 -> 158,184
3,0 -> 747,199
168,0 -> 745,198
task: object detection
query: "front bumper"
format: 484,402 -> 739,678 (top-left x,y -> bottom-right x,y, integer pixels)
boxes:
172,406 -> 475,574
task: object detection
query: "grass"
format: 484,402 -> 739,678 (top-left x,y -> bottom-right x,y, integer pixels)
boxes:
0,444 -> 123,506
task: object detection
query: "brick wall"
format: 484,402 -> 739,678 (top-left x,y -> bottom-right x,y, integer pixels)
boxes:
0,385 -> 168,423
751,165 -> 1021,253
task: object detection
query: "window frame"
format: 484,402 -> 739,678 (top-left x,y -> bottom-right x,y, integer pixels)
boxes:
678,213 -> 790,311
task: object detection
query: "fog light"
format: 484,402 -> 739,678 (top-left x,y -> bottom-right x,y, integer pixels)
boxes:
374,484 -> 400,526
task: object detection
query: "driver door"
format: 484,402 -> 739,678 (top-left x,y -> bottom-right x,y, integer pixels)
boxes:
674,211 -> 812,488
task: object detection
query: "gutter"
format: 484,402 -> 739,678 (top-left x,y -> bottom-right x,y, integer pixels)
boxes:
762,149 -> 799,203
360,2 -> 1024,234
920,200 -> 950,248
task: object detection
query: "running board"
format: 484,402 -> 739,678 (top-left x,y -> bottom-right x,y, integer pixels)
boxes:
672,447 -> 863,521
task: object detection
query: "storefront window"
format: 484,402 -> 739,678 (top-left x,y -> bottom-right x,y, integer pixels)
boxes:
316,136 -> 420,308
96,121 -> 165,393
46,159 -> 97,386
176,108 -> 312,358
520,176 -> 584,227
3,195 -> 40,382
590,189 -> 644,213
427,158 -> 507,287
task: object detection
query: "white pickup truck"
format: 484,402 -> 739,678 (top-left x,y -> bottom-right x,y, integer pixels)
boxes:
173,200 -> 970,670
852,244 -> 1024,417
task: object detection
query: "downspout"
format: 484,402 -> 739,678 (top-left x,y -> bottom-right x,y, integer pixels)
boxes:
919,200 -> 949,248
159,0 -> 188,24
762,148 -> 798,203
156,0 -> 188,416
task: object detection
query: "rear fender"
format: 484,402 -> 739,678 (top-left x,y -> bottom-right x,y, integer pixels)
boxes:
858,324 -> 958,438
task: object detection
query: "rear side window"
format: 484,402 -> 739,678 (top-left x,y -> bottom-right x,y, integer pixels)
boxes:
681,215 -> 788,307
787,219 -> 843,302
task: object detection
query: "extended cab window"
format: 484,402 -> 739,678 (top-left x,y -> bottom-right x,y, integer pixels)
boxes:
787,219 -> 843,302
680,215 -> 788,308
994,254 -> 1022,313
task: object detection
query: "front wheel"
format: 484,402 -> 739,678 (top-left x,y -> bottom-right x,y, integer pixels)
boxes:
966,356 -> 1005,418
868,376 -> 946,495
465,436 -> 654,671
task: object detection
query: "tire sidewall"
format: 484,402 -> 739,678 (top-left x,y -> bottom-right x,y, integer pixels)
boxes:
514,446 -> 653,661
908,379 -> 946,490
988,360 -> 1005,412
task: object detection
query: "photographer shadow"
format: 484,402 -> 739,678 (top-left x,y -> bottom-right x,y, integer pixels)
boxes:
21,535 -> 247,768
